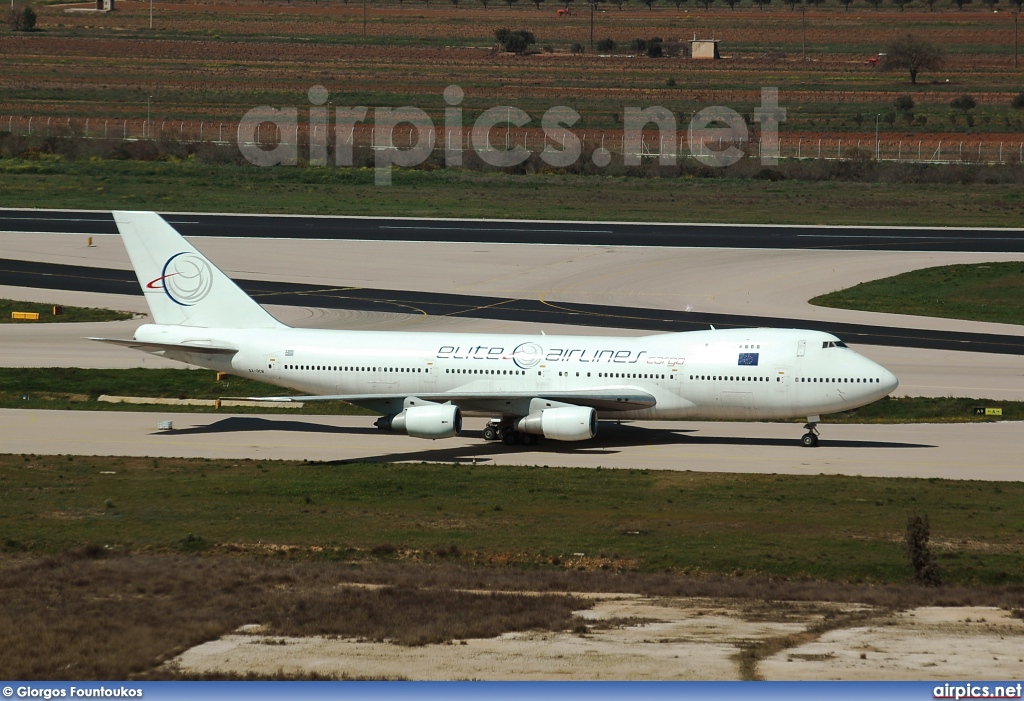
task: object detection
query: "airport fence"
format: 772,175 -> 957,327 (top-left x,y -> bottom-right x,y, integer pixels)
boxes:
3,114 -> 1024,167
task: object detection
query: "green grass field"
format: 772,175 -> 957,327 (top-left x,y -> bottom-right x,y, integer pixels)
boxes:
3,158 -> 1024,226
812,262 -> 1024,325
0,299 -> 133,324
2,453 -> 1022,585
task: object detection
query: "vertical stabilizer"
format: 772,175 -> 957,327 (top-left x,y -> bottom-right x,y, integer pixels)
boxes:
113,211 -> 285,329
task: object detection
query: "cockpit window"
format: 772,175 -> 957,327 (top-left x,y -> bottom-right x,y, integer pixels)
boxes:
822,341 -> 849,349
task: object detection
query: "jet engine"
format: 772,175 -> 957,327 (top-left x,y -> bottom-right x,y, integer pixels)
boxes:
516,406 -> 597,442
375,404 -> 462,440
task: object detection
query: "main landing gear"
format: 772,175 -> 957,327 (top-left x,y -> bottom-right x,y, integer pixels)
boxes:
801,420 -> 820,448
483,420 -> 538,447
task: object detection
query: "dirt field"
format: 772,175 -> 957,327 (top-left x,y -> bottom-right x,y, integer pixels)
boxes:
174,590 -> 1024,680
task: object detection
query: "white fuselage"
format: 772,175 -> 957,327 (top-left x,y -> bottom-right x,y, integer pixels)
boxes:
135,324 -> 898,421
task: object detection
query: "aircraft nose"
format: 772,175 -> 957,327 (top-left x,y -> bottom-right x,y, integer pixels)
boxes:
879,366 -> 899,395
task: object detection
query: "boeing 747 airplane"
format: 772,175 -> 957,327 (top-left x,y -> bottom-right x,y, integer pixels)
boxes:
93,211 -> 899,447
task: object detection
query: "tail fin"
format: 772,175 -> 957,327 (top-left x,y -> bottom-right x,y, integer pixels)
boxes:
113,211 -> 285,329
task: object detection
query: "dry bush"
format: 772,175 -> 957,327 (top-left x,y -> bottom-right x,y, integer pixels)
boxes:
265,585 -> 581,645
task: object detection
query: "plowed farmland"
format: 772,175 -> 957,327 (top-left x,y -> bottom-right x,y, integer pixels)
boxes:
3,0 -> 1024,140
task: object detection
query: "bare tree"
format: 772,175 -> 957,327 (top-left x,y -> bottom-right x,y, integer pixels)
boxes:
882,34 -> 944,85
7,7 -> 23,30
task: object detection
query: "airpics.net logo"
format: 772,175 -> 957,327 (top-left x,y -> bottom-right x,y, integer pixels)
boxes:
145,252 -> 214,307
236,84 -> 787,186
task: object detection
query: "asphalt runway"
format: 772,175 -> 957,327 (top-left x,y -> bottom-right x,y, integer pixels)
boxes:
4,208 -> 1024,252
3,257 -> 1024,355
3,409 -> 1021,481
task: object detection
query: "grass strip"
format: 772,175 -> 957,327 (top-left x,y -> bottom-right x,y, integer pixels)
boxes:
3,158 -> 1024,227
823,395 -> 1024,423
811,262 -> 1024,326
0,299 -> 133,324
2,453 -> 1022,585
0,367 -> 375,415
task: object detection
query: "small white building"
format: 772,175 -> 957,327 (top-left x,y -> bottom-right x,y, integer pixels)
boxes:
691,39 -> 721,60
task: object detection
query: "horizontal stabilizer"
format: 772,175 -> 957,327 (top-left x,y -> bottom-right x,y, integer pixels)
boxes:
88,338 -> 238,355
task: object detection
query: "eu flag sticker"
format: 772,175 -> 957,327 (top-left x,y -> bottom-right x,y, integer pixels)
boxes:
738,353 -> 759,366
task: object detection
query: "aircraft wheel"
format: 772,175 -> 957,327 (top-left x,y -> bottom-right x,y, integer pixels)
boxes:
801,432 -> 819,448
519,432 -> 537,446
502,431 -> 520,446
482,425 -> 499,441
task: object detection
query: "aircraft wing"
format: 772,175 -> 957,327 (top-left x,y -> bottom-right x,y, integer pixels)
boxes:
224,386 -> 657,413
88,338 -> 239,356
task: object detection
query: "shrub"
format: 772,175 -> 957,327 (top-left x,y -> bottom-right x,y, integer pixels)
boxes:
596,37 -> 616,52
950,94 -> 977,112
646,41 -> 663,58
629,38 -> 647,52
499,29 -> 536,54
494,28 -> 510,43
570,42 -> 584,54
503,33 -> 528,54
20,5 -> 35,31
1012,92 -> 1024,109
661,40 -> 684,57
893,95 -> 915,112
905,514 -> 941,586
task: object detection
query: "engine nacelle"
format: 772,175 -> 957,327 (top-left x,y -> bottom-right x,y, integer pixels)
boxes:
377,404 -> 462,440
517,406 -> 597,442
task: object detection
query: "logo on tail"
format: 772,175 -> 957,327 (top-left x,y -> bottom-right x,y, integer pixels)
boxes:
146,252 -> 213,306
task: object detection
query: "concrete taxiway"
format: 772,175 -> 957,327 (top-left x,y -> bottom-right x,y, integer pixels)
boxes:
2,408 -> 1021,481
